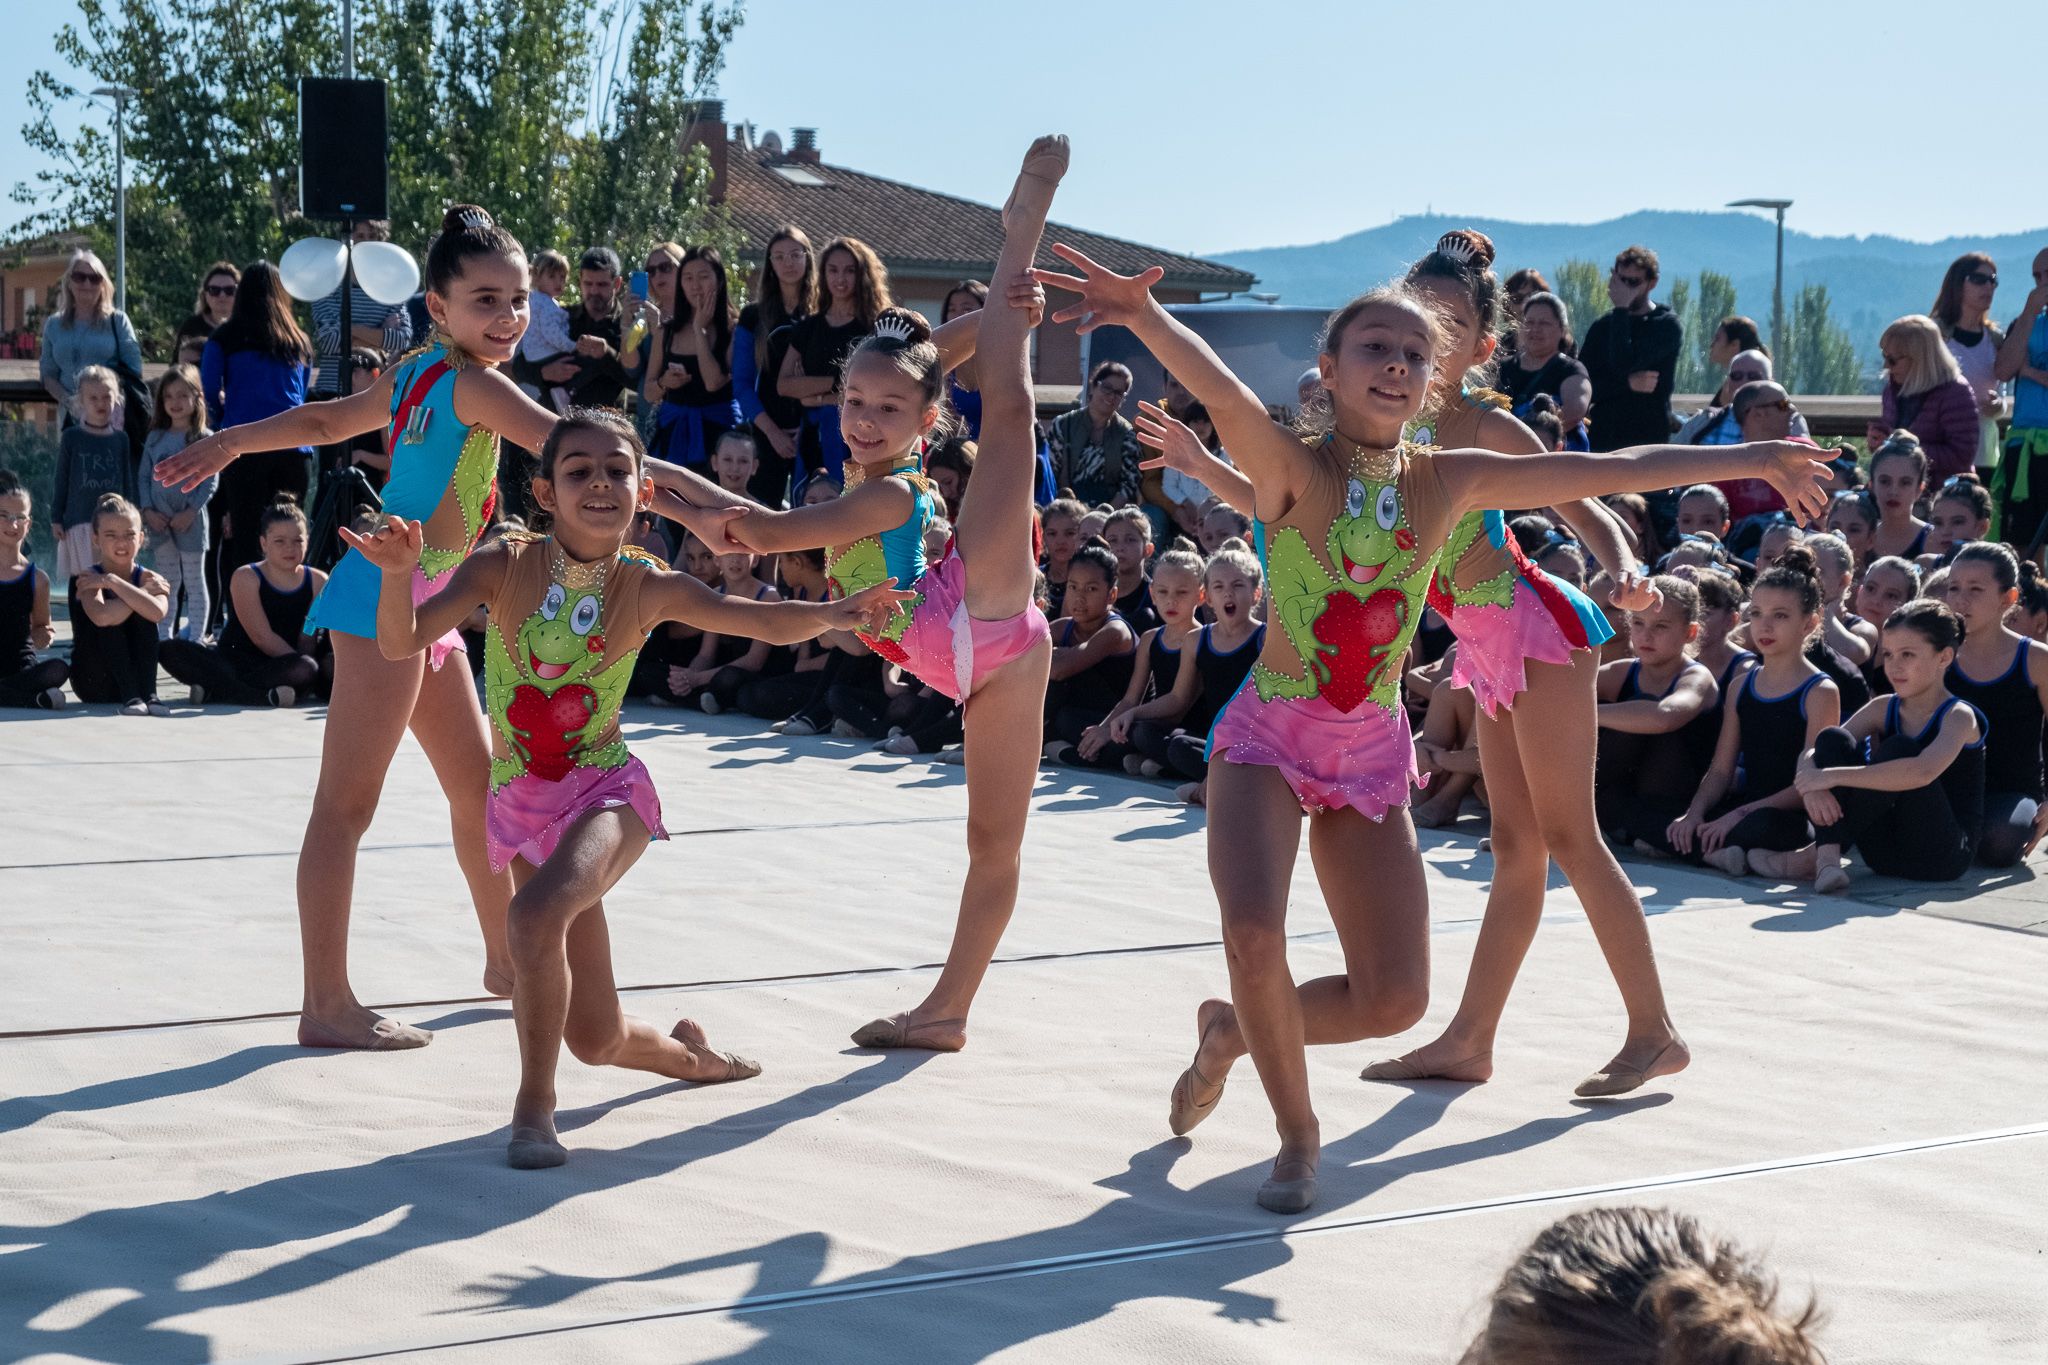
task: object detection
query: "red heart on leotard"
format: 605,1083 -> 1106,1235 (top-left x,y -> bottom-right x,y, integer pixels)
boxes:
1311,588 -> 1407,714
506,683 -> 596,782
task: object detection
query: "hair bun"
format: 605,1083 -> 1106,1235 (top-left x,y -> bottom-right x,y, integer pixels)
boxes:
1436,229 -> 1496,271
442,203 -> 496,235
870,307 -> 933,347
1775,544 -> 1820,579
269,491 -> 301,509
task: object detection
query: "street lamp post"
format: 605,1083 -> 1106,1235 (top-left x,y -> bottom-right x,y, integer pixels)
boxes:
1728,197 -> 1793,360
92,85 -> 138,315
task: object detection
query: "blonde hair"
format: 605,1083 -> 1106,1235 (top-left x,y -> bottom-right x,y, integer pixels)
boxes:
1205,536 -> 1263,587
532,249 -> 571,282
1154,538 -> 1205,582
91,492 -> 143,535
1880,315 -> 1964,399
1461,1206 -> 1825,1365
61,249 -> 114,323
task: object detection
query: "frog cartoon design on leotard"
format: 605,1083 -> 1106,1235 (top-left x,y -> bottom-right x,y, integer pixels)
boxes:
1256,444 -> 1442,715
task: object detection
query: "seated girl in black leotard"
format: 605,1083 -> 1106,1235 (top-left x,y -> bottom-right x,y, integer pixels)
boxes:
162,496 -> 327,707
1595,575 -> 1719,844
1752,599 -> 1987,890
0,469 -> 70,710
1919,474 -> 1993,574
1042,539 -> 1135,758
1866,431 -> 1931,563
1677,568 -> 1755,774
1943,542 -> 2048,866
68,494 -> 172,715
1852,554 -> 1921,697
1658,547 -> 1842,875
1070,540 -> 1202,770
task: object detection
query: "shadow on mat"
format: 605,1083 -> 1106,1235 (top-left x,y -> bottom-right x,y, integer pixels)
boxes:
1748,897 -> 1906,933
0,1053 -> 932,1363
0,1008 -> 502,1139
453,1089 -> 1667,1363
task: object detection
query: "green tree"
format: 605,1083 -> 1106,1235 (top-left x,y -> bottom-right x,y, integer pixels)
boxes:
13,0 -> 744,355
1551,259 -> 1607,353
1778,283 -> 1866,395
1665,269 -> 1738,395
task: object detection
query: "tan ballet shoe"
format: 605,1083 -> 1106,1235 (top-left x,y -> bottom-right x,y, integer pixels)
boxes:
850,1012 -> 967,1052
1359,1049 -> 1492,1083
297,1014 -> 431,1051
506,1126 -> 567,1169
1574,1041 -> 1685,1098
1168,1000 -> 1230,1136
1256,1157 -> 1318,1213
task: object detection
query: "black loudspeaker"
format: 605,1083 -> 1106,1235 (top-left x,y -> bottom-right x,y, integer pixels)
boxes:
299,78 -> 388,220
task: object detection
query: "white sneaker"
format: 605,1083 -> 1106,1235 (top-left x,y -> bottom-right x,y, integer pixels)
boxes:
37,687 -> 66,710
120,699 -> 149,717
780,717 -> 819,736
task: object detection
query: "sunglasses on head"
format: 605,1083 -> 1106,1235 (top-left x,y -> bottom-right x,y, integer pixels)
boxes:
1964,270 -> 1997,287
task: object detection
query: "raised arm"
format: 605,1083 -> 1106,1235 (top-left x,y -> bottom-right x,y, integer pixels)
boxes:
1996,284 -> 2047,383
1034,245 -> 1307,516
1437,440 -> 1835,527
339,518 -> 506,659
1133,402 -> 1257,512
452,364 -> 560,455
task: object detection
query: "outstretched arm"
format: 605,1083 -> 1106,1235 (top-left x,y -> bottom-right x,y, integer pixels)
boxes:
1135,401 -> 1256,512
1437,440 -> 1835,527
637,568 -> 914,644
1033,245 -> 1308,517
155,367 -> 399,493
726,478 -> 913,556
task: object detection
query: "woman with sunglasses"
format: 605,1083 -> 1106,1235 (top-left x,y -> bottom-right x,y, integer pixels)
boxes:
1869,315 -> 1979,481
1930,254 -> 2006,483
1046,362 -> 1143,507
39,249 -> 142,431
171,262 -> 241,368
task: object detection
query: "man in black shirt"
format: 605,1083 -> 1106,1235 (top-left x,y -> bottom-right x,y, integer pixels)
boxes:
1580,245 -> 1683,451
513,247 -> 632,410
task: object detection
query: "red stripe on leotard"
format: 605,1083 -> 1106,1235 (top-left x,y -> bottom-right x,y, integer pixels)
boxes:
1501,526 -> 1592,651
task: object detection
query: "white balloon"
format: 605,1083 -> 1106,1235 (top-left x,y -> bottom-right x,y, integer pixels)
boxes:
351,240 -> 421,307
278,237 -> 347,301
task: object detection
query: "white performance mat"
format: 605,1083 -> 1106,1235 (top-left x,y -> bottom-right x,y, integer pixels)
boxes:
3,705 -> 2044,1363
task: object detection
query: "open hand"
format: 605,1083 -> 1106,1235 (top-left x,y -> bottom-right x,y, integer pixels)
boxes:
1697,810 -> 1742,853
338,515 -> 424,573
1030,244 -> 1164,335
833,578 -> 919,636
1753,441 -> 1836,524
1608,567 -> 1662,613
155,432 -> 238,493
1134,401 -> 1210,475
1005,272 -> 1046,328
1109,711 -> 1134,744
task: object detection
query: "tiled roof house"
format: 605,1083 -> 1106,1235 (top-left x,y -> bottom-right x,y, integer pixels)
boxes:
684,102 -> 1254,387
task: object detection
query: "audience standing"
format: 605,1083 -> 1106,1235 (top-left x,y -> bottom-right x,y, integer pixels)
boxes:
170,261 -> 241,368
779,236 -> 889,484
201,261 -> 314,593
733,226 -> 817,502
309,220 -> 412,393
39,249 -> 142,432
1873,315 -> 1978,480
1491,292 -> 1589,448
1580,246 -> 1682,450
1994,248 -> 2048,548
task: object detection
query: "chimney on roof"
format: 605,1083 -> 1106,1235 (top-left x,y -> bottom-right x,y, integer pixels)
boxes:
681,98 -> 728,204
788,127 -> 820,166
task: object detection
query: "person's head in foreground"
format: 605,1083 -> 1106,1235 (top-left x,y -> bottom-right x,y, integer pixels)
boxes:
1461,1205 -> 1826,1365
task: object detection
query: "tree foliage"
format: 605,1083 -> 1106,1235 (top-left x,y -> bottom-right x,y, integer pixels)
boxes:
12,0 -> 744,355
1664,269 -> 1739,395
1778,283 -> 1867,396
1550,259 -> 1607,357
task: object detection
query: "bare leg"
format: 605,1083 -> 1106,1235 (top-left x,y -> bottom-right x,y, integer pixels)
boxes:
408,655 -> 516,994
954,135 -> 1067,621
296,632 -> 431,1049
854,637 -> 1052,1049
1365,653 -> 1687,1090
1412,679 -> 1476,827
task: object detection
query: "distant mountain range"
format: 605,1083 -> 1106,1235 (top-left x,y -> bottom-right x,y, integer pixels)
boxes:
1214,212 -> 2048,358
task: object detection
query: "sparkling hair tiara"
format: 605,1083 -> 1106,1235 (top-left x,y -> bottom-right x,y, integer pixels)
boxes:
871,313 -> 918,344
456,208 -> 494,231
1434,232 -> 1476,265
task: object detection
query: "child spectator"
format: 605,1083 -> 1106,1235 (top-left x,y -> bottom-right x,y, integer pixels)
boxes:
1038,496 -> 1086,617
1674,483 -> 1730,542
1461,1206 -> 1825,1364
68,494 -> 170,714
1042,540 -> 1135,759
1198,501 -> 1251,556
161,496 -> 325,707
51,366 -> 134,581
1143,538 -> 1266,804
1603,490 -> 1665,565
1532,529 -> 1588,589
139,363 -> 215,641
924,436 -> 975,519
2013,559 -> 2048,641
1659,547 -> 1841,874
1411,654 -> 1480,827
1943,542 -> 2048,866
734,547 -> 836,721
1595,576 -> 1718,845
517,249 -> 576,414
1155,401 -> 1235,537
1920,473 -> 1994,571
1752,517 -> 1801,570
1826,488 -> 1875,571
1076,505 -> 1110,542
711,428 -> 761,502
633,531 -> 720,702
1867,431 -> 1932,560
1101,505 -> 1158,632
798,471 -> 843,505
1755,599 -> 1987,889
1072,541 -> 1203,771
672,548 -> 783,713
1853,554 -> 1922,697
923,514 -> 952,563
0,469 -> 69,708
1809,531 -> 1878,694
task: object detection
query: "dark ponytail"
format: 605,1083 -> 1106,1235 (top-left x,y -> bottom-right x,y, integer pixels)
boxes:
425,204 -> 525,294
2016,556 -> 2047,617
846,307 -> 958,443
1405,229 -> 1504,383
258,492 -> 309,538
1951,539 -> 2020,592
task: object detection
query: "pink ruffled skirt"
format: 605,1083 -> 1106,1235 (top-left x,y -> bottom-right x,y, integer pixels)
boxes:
891,551 -> 1051,702
486,755 -> 668,873
1208,687 -> 1421,820
1448,572 -> 1612,717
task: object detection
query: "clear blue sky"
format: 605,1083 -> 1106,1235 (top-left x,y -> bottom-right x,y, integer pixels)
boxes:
9,0 -> 2045,256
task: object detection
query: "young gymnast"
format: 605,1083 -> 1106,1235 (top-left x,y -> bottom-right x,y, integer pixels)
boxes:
1752,599 -> 1986,889
1921,474 -> 1994,571
1942,542 -> 2048,865
342,407 -> 911,1167
1660,548 -> 1842,874
161,496 -> 326,706
1038,246 -> 1832,1210
1072,541 -> 1203,770
710,136 -> 1070,1051
158,204 -> 756,1050
69,495 -> 171,714
1867,432 -> 1932,561
1592,577 -> 1719,846
0,469 -> 69,709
